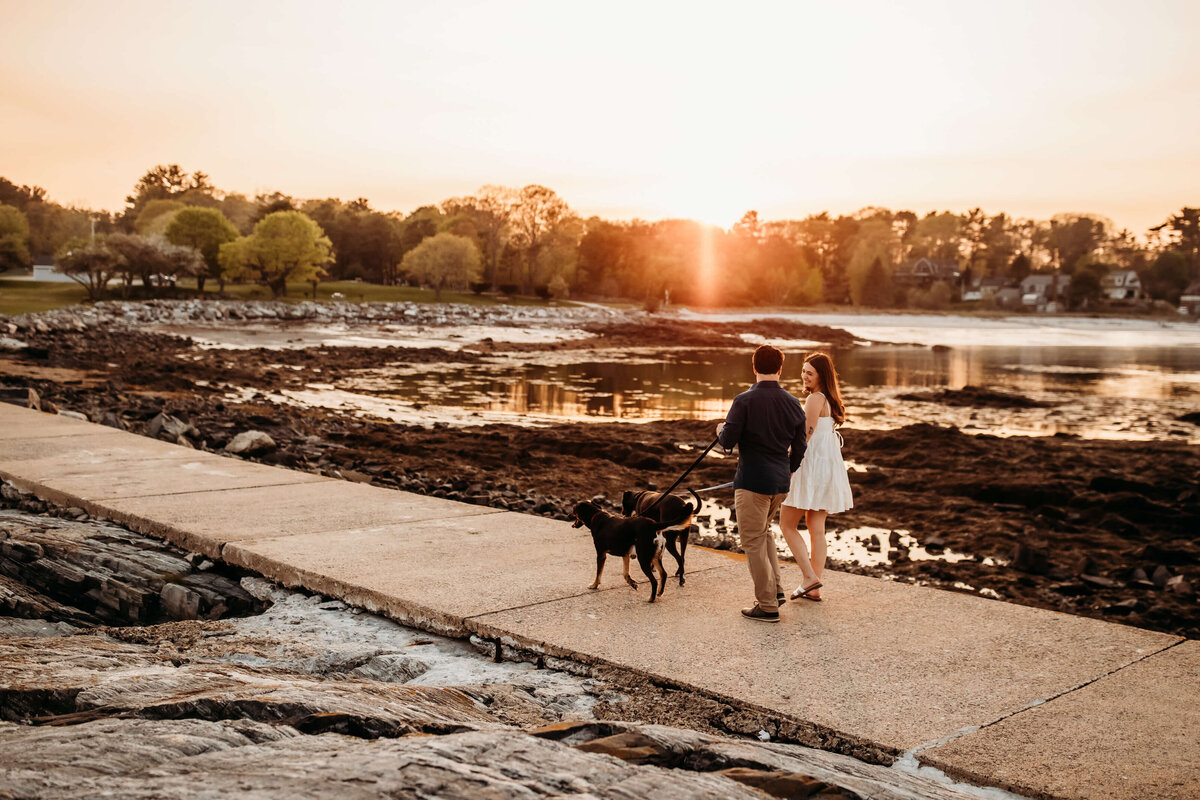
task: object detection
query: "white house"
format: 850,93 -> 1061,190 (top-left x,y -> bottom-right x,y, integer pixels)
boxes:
1101,269 -> 1142,301
32,263 -> 76,283
1181,281 -> 1200,315
1020,273 -> 1070,310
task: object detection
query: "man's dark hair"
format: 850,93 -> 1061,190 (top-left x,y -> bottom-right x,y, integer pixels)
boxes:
752,344 -> 784,375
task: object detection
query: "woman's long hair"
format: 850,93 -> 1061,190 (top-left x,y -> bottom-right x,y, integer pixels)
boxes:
805,352 -> 846,425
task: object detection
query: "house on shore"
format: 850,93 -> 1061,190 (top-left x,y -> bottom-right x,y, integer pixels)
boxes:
893,257 -> 961,289
1181,281 -> 1200,315
994,287 -> 1023,308
962,276 -> 1007,302
1101,269 -> 1143,301
32,262 -> 75,283
1020,273 -> 1071,312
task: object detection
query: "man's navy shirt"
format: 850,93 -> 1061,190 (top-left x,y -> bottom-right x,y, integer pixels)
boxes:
717,381 -> 807,495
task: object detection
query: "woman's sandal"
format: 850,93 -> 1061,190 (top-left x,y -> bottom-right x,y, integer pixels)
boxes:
790,581 -> 823,601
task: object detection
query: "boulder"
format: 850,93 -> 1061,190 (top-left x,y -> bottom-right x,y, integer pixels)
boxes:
147,412 -> 197,442
225,431 -> 277,456
1167,575 -> 1194,596
1152,564 -> 1172,588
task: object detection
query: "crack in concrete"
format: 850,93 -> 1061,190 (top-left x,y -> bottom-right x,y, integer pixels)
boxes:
908,636 -> 1187,759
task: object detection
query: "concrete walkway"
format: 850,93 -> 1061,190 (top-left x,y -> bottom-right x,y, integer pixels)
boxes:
0,402 -> 1194,800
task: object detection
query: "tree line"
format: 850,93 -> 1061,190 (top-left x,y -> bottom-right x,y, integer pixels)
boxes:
1,167 -> 1197,308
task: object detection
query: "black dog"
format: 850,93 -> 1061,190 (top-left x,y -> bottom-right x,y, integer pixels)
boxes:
571,501 -> 677,602
621,489 -> 701,586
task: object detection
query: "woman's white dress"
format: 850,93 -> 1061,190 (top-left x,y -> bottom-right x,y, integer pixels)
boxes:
784,416 -> 853,513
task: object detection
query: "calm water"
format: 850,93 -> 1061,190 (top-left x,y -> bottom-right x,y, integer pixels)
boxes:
326,344 -> 1200,441
182,311 -> 1199,440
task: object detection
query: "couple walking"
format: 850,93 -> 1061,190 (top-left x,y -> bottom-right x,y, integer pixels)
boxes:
716,344 -> 853,622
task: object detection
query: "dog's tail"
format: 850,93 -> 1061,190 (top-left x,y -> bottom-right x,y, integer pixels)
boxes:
686,488 -> 702,517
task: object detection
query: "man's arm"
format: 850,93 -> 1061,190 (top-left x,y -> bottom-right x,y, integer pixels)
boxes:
789,406 -> 807,472
717,396 -> 746,451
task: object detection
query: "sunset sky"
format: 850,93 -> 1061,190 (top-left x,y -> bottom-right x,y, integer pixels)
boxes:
3,0 -> 1197,233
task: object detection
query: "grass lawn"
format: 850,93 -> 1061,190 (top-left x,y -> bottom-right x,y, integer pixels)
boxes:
0,280 -> 89,316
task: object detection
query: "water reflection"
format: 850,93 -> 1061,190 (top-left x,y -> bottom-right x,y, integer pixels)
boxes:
693,500 -> 1004,570
335,345 -> 1200,440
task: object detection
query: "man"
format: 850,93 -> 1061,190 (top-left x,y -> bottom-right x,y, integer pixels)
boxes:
716,344 -> 806,622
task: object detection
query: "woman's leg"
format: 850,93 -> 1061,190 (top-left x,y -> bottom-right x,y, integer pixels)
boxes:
805,510 -> 828,583
779,504 -> 820,591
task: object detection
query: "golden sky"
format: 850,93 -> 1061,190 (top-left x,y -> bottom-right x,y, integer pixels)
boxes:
2,0 -> 1197,232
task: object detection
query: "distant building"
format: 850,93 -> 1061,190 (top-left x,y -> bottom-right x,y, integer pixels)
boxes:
979,277 -> 1007,299
1020,273 -> 1071,311
963,276 -> 1008,302
1101,269 -> 1143,300
994,287 -> 1023,308
32,262 -> 75,283
894,257 -> 961,289
1181,281 -> 1200,315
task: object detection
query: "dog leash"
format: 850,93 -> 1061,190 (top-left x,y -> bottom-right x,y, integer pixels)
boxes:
693,481 -> 734,493
640,436 -> 721,516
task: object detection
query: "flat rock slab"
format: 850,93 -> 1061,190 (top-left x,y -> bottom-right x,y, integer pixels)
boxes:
473,565 -> 1179,756
921,639 -> 1200,800
95,480 -> 503,559
224,513 -> 738,632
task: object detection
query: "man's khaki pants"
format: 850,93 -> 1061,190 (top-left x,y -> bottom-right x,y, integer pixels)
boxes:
735,489 -> 785,609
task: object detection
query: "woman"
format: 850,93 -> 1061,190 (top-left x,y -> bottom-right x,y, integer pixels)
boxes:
780,352 -> 853,602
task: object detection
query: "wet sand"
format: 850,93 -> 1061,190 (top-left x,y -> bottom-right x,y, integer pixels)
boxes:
5,318 -> 1199,638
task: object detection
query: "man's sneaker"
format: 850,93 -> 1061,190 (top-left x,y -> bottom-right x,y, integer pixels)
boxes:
777,592 -> 786,607
741,604 -> 780,623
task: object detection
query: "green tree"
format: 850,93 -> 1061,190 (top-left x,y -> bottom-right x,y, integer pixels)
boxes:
909,211 -> 961,260
1047,213 -> 1109,272
395,205 -> 444,280
0,204 -> 32,273
1144,250 -> 1191,304
105,233 -> 204,296
251,191 -> 296,225
440,185 -> 514,290
1151,207 -> 1200,283
219,211 -> 333,298
55,238 -> 122,300
509,185 -> 570,294
847,219 -> 898,306
301,198 -> 399,284
134,199 -> 186,235
400,232 -> 481,301
1066,266 -> 1102,310
165,206 -> 239,292
123,164 -> 216,229
858,257 -> 894,307
1008,253 -> 1032,282
219,192 -> 258,234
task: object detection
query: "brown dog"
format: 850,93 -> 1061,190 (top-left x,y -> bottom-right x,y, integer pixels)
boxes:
621,489 -> 700,586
